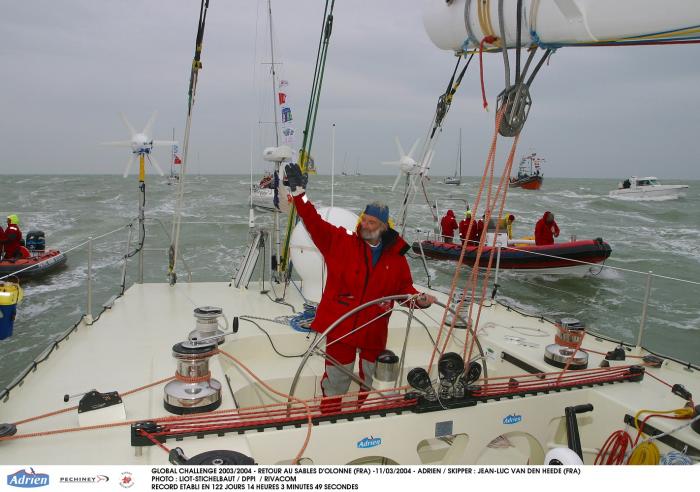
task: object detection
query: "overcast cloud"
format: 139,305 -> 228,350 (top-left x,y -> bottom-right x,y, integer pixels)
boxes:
1,0 -> 699,179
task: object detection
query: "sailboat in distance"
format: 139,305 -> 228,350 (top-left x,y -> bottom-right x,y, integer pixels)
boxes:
444,128 -> 462,185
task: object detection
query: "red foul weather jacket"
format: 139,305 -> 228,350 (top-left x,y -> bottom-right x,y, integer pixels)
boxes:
294,194 -> 419,350
534,212 -> 560,245
2,224 -> 22,258
440,211 -> 458,239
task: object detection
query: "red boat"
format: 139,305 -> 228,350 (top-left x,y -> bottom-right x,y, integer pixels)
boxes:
412,238 -> 612,276
0,250 -> 67,278
509,152 -> 544,190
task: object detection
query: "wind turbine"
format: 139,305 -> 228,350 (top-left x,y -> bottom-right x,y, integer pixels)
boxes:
381,136 -> 423,192
103,111 -> 176,178
101,110 -> 176,285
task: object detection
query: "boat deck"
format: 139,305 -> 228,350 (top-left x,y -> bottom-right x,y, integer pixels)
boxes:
1,281 -> 698,464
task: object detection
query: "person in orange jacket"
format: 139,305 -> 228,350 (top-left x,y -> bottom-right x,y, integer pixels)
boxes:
458,211 -> 478,245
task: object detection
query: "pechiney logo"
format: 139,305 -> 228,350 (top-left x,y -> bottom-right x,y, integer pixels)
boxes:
119,472 -> 134,489
503,414 -> 523,425
357,436 -> 382,449
7,468 -> 50,488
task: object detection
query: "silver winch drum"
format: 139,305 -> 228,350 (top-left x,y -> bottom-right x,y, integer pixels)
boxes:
374,350 -> 400,385
164,342 -> 222,415
555,317 -> 586,347
544,343 -> 589,370
188,306 -> 226,345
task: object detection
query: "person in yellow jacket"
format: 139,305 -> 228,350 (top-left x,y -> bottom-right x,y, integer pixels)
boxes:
497,213 -> 516,239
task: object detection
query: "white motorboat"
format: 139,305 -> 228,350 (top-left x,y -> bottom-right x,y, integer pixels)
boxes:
2,0 -> 700,470
609,177 -> 689,201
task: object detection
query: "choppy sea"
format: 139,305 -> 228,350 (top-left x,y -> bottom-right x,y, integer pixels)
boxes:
1,174 -> 699,390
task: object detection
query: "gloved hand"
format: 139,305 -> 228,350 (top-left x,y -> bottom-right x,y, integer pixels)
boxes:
285,163 -> 308,196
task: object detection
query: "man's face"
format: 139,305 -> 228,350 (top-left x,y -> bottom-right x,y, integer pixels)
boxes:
360,214 -> 384,241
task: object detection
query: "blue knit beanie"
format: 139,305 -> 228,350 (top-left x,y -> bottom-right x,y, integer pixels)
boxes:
363,202 -> 389,224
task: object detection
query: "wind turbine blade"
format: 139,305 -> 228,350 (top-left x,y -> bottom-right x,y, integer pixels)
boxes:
101,140 -> 133,146
123,155 -> 136,178
143,110 -> 158,136
391,172 -> 403,192
394,136 -> 405,158
152,140 -> 178,146
381,161 -> 402,166
148,154 -> 166,176
119,112 -> 137,137
407,138 -> 421,159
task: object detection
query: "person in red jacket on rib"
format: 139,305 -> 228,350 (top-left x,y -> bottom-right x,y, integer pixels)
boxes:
286,163 -> 435,411
534,211 -> 560,245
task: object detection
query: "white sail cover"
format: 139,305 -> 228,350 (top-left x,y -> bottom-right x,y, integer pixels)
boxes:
423,0 -> 700,52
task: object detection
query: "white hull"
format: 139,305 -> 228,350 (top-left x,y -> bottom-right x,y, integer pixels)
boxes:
497,263 -> 605,277
609,185 -> 688,201
1,281 -> 698,465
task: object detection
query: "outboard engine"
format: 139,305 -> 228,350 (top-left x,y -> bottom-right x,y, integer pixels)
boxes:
26,230 -> 46,252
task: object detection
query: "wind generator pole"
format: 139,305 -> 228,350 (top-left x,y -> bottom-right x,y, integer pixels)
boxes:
138,153 -> 146,284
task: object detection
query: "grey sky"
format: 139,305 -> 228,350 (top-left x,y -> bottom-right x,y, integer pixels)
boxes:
1,0 -> 699,179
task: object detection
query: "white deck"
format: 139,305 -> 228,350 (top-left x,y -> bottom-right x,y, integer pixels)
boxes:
0,281 -> 698,465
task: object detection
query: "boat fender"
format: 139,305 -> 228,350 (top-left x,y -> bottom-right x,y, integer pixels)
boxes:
605,346 -> 626,361
671,384 -> 693,403
0,423 -> 17,437
185,450 -> 256,465
544,447 -> 583,465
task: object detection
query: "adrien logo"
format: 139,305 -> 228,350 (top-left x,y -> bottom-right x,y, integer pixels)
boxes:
7,469 -> 50,488
503,414 -> 523,425
357,436 -> 382,449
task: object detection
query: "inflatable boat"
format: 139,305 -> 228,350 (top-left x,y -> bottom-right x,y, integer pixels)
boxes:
412,237 -> 612,275
0,249 -> 67,278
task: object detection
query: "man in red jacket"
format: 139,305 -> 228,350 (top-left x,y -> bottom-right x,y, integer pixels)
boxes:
286,164 -> 435,408
440,210 -> 458,243
458,211 -> 478,245
534,211 -> 560,245
2,215 -> 23,259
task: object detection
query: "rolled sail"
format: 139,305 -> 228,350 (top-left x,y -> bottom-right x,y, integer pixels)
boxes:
423,0 -> 700,52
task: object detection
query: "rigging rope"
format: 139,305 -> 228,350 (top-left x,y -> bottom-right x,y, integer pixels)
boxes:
169,0 -> 211,285
279,0 -> 336,275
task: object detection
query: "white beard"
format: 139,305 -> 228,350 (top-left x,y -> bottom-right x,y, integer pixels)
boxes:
360,228 -> 381,241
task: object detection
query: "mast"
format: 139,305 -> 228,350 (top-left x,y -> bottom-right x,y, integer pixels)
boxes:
458,128 -> 462,178
267,0 -> 280,147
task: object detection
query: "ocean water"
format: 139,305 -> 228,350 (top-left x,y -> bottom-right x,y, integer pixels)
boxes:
1,174 -> 699,390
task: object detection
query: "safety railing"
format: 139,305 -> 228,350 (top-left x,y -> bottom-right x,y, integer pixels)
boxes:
0,217 -> 246,400
409,228 -> 700,367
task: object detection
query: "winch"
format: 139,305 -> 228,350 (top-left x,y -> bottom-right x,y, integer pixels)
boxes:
544,318 -> 588,370
164,307 -> 227,414
188,306 -> 227,345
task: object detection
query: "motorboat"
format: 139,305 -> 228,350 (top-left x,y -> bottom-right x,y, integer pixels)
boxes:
0,250 -> 67,279
412,235 -> 612,276
609,177 -> 688,201
509,153 -> 544,190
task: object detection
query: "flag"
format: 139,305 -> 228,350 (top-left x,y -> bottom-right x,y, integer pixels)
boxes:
281,107 -> 292,123
278,92 -> 286,105
174,154 -> 182,164
279,79 -> 289,88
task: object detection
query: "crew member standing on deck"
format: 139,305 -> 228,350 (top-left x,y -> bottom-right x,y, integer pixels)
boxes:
458,211 -> 477,245
440,210 -> 458,243
285,163 -> 435,411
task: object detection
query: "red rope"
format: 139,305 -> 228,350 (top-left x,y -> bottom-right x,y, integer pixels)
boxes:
479,36 -> 498,110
